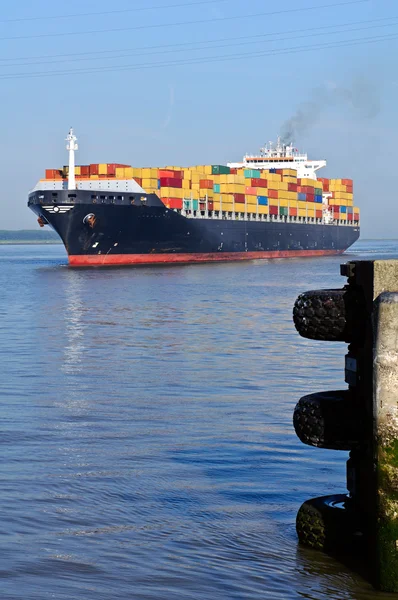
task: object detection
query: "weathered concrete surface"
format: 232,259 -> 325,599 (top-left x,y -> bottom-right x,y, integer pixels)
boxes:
373,292 -> 398,591
373,261 -> 398,299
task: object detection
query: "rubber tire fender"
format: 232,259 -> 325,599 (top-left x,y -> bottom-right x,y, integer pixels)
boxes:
296,494 -> 360,551
293,390 -> 360,451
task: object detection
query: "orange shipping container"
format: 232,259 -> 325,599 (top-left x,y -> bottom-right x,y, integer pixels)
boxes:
199,179 -> 213,189
245,186 -> 257,195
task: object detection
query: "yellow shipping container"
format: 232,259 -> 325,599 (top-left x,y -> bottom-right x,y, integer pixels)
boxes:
142,168 -> 158,179
98,163 -> 107,175
246,195 -> 257,205
330,182 -> 345,192
247,205 -> 257,214
142,178 -> 158,189
204,165 -> 212,175
278,181 -> 289,191
160,187 -> 183,198
192,172 -> 206,183
298,209 -> 307,217
90,175 -> 99,179
287,191 -> 298,200
298,201 -> 307,210
75,166 -> 81,176
346,199 -> 353,207
225,174 -> 245,184
115,167 -> 125,178
279,199 -> 289,207
258,205 -> 269,215
124,167 -> 133,179
282,168 -> 296,177
132,168 -> 143,178
254,188 -> 268,196
300,178 -> 317,187
266,173 -> 282,182
199,190 -> 214,199
268,198 -> 279,207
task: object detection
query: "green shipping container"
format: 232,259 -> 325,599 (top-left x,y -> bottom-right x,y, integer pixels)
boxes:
279,207 -> 288,216
213,183 -> 220,193
315,188 -> 322,195
212,165 -> 230,175
183,199 -> 199,211
244,169 -> 261,178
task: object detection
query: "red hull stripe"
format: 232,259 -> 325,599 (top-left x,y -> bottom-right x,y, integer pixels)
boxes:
69,249 -> 344,266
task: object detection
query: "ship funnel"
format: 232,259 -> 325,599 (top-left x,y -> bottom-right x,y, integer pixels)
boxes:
66,127 -> 78,190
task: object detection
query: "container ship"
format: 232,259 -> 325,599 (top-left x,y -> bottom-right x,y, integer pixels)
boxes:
28,129 -> 360,266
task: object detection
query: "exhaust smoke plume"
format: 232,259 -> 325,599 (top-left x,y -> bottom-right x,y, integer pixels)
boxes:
280,77 -> 380,144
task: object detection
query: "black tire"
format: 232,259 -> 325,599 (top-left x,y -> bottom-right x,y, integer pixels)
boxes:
293,391 -> 360,450
296,494 -> 360,551
293,288 -> 352,342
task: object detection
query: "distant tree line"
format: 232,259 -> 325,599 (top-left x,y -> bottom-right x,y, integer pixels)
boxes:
0,230 -> 60,242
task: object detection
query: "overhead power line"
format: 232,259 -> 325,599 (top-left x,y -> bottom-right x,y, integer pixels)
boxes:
0,14 -> 392,63
0,31 -> 395,80
0,0 -> 231,23
1,19 -> 397,69
0,0 -> 368,42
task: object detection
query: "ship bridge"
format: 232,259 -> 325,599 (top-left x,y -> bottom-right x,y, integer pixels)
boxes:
227,137 -> 326,179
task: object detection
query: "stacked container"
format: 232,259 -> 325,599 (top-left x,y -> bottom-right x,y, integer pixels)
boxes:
42,163 -> 359,223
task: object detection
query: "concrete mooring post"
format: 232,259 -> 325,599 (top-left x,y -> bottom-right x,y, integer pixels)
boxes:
293,260 -> 398,592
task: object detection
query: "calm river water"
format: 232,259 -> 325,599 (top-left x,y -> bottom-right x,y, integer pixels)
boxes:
2,240 -> 398,600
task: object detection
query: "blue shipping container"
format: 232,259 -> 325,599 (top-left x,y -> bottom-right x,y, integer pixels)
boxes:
347,206 -> 353,214
213,183 -> 220,193
298,193 -> 306,201
158,179 -> 161,189
270,168 -> 277,173
340,206 -> 347,213
315,195 -> 323,203
257,196 -> 268,206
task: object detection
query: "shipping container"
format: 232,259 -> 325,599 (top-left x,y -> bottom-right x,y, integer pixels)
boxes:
199,179 -> 213,189
289,207 -> 298,217
244,168 -> 261,178
288,183 -> 297,192
90,164 -> 99,175
212,165 -> 230,175
213,183 -> 220,193
163,198 -> 183,210
316,210 -> 323,219
98,163 -> 107,175
251,178 -> 267,188
258,205 -> 269,215
315,195 -> 323,203
257,196 -> 268,206
159,177 -> 183,188
268,189 -> 278,199
245,186 -> 257,195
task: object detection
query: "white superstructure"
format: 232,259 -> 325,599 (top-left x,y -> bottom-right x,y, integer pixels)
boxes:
228,137 -> 326,179
66,127 -> 78,190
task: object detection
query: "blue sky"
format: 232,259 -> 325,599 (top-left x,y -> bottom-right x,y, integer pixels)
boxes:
1,0 -> 397,237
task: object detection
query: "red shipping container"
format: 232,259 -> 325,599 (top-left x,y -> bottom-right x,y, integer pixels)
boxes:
346,186 -> 353,194
306,194 -> 315,202
297,179 -> 301,186
163,198 -> 183,209
229,168 -> 237,174
199,179 -> 213,189
159,177 -> 182,188
135,177 -> 142,186
269,205 -> 278,215
322,183 -> 330,192
90,164 -> 99,175
159,169 -> 183,179
316,210 -> 322,219
233,193 -> 245,203
107,164 -> 116,176
289,208 -> 297,216
268,189 -> 278,199
208,202 -> 214,210
251,178 -> 267,188
80,165 -> 90,176
354,213 -> 359,220
288,183 -> 297,192
347,214 -> 353,221
276,169 -> 283,175
342,179 -> 353,186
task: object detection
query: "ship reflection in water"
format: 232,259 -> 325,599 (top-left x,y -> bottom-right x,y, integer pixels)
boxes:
3,241 -> 397,600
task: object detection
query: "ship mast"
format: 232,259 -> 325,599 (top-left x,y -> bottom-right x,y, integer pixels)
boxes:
66,127 -> 78,190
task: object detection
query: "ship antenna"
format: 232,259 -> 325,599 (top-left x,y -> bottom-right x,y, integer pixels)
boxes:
66,127 -> 78,190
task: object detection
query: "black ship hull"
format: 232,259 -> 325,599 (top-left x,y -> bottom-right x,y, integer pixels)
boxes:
28,190 -> 360,266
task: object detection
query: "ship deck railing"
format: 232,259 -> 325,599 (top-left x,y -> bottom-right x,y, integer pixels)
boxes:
179,210 -> 359,227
